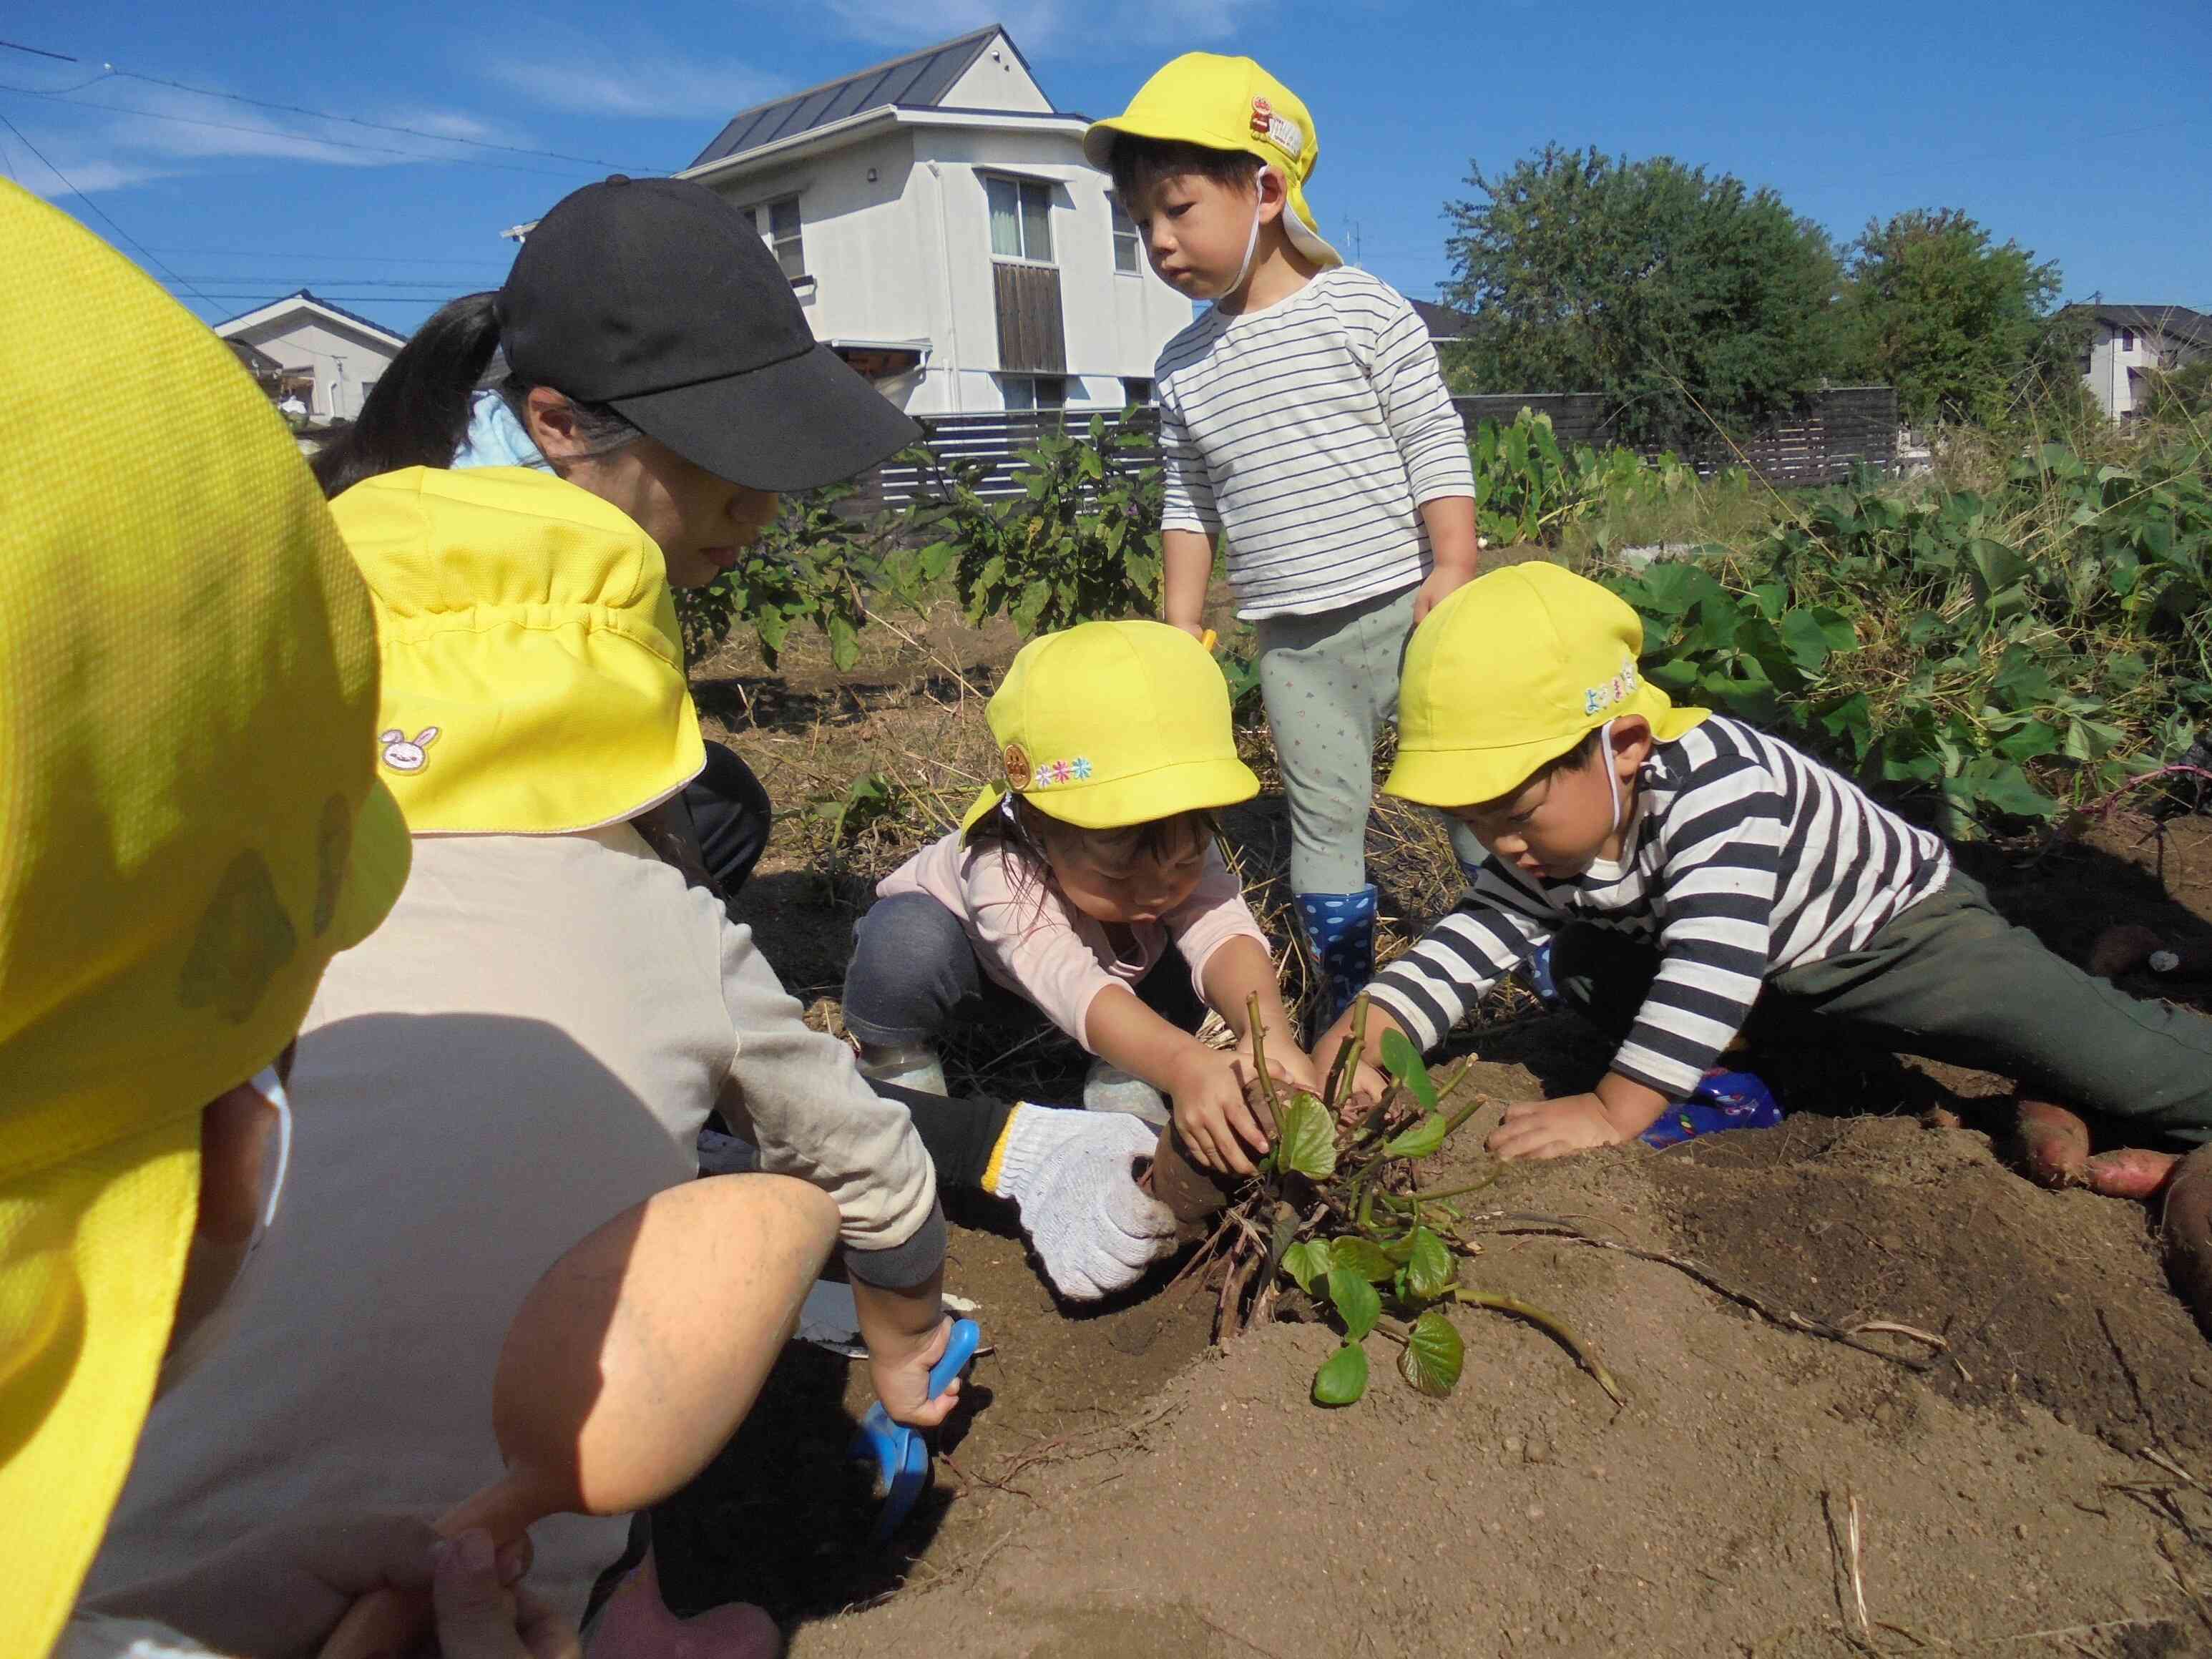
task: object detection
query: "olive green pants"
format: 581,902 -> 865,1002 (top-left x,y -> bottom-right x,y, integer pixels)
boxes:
1553,874 -> 2212,1149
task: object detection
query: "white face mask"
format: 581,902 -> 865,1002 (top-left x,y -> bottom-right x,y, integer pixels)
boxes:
155,1065 -> 293,1394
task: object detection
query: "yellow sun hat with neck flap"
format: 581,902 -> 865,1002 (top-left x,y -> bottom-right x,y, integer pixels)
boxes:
1386,563 -> 1710,809
0,183 -> 408,1653
331,466 -> 705,834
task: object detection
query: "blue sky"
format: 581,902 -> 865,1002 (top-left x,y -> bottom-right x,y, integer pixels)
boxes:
6,0 -> 2206,336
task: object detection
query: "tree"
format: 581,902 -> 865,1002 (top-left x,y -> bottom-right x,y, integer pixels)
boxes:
1841,210 -> 2065,428
1442,145 -> 1849,446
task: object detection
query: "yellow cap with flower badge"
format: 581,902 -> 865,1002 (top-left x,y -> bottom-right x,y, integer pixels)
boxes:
1082,52 -> 1342,270
1385,564 -> 1711,809
960,621 -> 1259,833
331,464 -> 705,834
0,183 -> 408,1653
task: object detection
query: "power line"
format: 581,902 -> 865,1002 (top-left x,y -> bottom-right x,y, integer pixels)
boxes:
0,109 -> 220,316
0,37 -> 664,172
167,275 -> 493,289
142,245 -> 510,266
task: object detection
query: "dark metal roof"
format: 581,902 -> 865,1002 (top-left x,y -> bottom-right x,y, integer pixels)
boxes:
1410,298 -> 1474,341
2088,303 -> 2212,350
690,26 -> 1035,170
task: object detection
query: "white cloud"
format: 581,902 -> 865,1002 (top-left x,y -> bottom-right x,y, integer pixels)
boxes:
0,81 -> 552,194
484,53 -> 781,120
822,0 -> 1243,52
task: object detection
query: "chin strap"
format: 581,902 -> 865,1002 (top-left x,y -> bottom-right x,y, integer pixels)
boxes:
1210,167 -> 1273,304
1599,717 -> 1623,834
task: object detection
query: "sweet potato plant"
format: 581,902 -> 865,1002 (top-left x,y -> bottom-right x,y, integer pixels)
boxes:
1198,997 -> 1620,1409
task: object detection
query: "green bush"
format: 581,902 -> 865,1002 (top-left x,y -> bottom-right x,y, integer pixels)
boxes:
675,480 -> 895,670
1471,408 -> 1703,552
909,413 -> 1163,638
1606,436 -> 2212,834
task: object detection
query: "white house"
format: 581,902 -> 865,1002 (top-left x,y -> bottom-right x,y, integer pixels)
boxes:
509,26 -> 1193,416
213,290 -> 408,424
2079,303 -> 2212,422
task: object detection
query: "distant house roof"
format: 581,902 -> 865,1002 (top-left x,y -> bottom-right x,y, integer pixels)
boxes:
212,289 -> 408,351
1411,298 -> 1474,342
2085,303 -> 2212,351
690,26 -> 1049,169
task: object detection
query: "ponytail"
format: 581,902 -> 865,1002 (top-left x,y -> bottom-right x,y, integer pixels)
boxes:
310,292 -> 501,498
310,288 -> 644,499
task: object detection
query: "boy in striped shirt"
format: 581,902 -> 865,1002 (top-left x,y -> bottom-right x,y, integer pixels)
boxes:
1084,54 -> 1483,1024
1316,564 -> 2212,1196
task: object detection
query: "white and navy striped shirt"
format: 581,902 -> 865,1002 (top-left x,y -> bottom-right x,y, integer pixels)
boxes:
1155,266 -> 1476,621
1366,718 -> 1954,1097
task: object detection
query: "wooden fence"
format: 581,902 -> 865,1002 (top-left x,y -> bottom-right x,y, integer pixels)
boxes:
857,387 -> 1896,509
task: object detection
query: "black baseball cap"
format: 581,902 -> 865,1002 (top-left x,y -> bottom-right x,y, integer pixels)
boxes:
496,175 -> 921,492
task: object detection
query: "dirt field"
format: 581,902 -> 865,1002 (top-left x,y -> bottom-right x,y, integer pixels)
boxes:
652,605 -> 2212,1658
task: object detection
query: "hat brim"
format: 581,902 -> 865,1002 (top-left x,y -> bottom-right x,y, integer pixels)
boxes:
1383,690 -> 1708,809
331,778 -> 410,949
960,755 -> 1262,835
2,1115 -> 200,1653
611,341 -> 922,494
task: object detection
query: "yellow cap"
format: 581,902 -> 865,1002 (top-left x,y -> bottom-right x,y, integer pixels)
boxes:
960,622 -> 1259,833
0,184 -> 408,1652
1386,564 -> 1710,808
1083,52 -> 1342,270
333,466 -> 705,834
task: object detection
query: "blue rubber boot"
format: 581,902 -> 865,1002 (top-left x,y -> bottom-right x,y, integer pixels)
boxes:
1295,886 -> 1379,1032
1639,1069 -> 1783,1150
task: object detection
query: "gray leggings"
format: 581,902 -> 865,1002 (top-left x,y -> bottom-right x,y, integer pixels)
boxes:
1256,583 -> 1486,894
841,891 -> 1207,1050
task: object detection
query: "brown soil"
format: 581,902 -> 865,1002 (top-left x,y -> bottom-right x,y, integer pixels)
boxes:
657,608 -> 2212,1658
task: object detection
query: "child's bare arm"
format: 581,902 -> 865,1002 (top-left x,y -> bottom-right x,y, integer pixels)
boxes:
1160,529 -> 1215,638
1414,496 -> 1481,621
1085,984 -> 1269,1176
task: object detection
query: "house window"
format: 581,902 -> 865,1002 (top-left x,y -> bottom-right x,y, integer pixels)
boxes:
1110,197 -> 1142,275
2120,328 -> 2137,351
1120,376 -> 1153,406
742,197 -> 806,282
1002,374 -> 1066,411
987,176 -> 1054,264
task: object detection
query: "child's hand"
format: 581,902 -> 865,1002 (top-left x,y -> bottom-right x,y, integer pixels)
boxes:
1336,1060 -> 1389,1126
1233,1031 -> 1320,1097
1412,562 -> 1477,624
1486,1093 -> 1636,1161
1168,1047 -> 1275,1177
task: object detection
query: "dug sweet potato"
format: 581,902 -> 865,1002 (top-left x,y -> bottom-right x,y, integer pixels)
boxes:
2160,1145 -> 2212,1337
2014,1098 -> 2090,1186
2080,1147 -> 2182,1200
1140,1120 -> 1236,1228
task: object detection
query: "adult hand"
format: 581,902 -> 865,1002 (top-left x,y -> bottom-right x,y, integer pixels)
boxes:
1485,1094 -> 1634,1162
429,1530 -> 580,1659
988,1105 -> 1178,1299
92,1513 -> 530,1658
1168,1047 -> 1273,1177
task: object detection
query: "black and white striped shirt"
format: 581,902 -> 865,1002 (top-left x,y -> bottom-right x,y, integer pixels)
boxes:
1366,717 -> 1953,1097
1155,266 -> 1475,621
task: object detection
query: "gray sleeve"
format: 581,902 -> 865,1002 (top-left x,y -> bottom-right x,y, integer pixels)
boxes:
714,916 -> 944,1273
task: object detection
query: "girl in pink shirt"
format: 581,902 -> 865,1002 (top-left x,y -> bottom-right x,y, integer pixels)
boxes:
844,622 -> 1315,1175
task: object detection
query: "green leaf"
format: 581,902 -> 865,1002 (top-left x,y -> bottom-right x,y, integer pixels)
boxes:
1327,1236 -> 1396,1283
1397,1310 -> 1464,1398
1273,1092 -> 1337,1180
1382,1112 -> 1452,1160
1281,1239 -> 1333,1295
1777,606 -> 1855,674
1326,1268 -> 1381,1341
826,614 -> 861,672
1313,1342 -> 1369,1406
1402,1227 -> 1456,1302
1377,1028 -> 1439,1110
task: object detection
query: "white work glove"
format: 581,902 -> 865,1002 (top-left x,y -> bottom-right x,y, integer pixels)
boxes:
986,1104 -> 1179,1300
